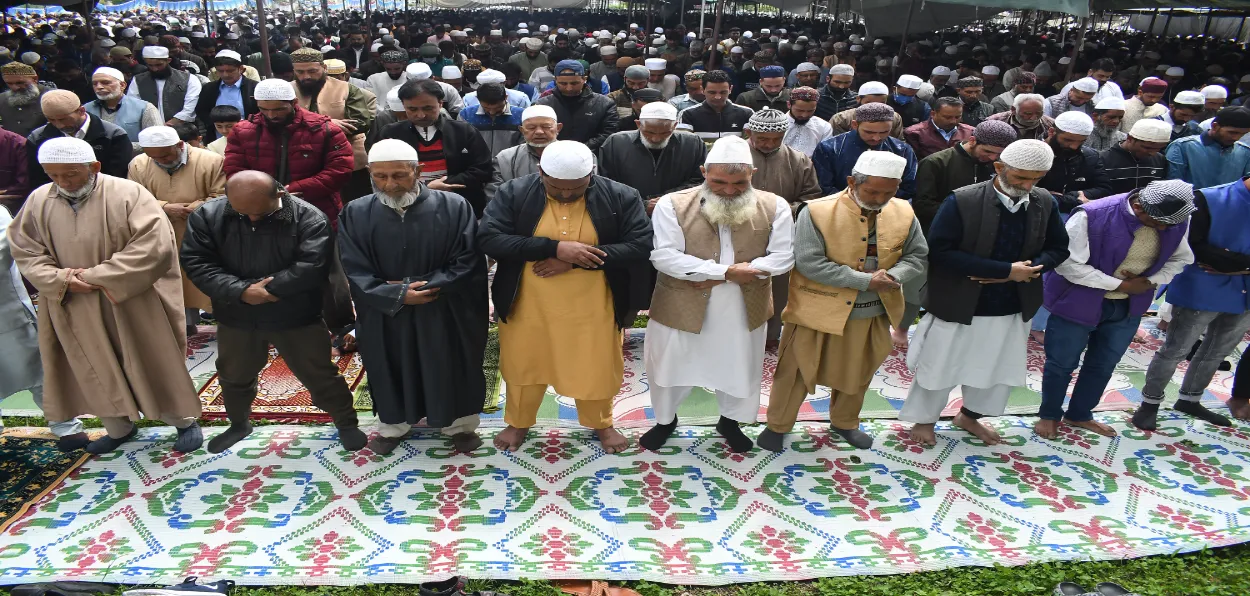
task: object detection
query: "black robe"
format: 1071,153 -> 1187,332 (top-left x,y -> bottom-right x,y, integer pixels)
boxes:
337,189 -> 489,428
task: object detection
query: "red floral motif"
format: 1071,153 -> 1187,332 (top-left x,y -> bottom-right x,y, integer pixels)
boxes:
63,530 -> 133,569
1177,451 -> 1246,493
882,355 -> 912,382
290,531 -> 363,568
438,475 -> 472,518
1150,505 -> 1213,533
152,450 -> 195,469
1009,461 -> 1062,500
742,526 -> 808,562
954,512 -> 1019,549
1057,428 -> 1095,450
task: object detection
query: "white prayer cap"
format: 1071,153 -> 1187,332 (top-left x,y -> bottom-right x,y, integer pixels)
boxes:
617,32 -> 627,40
999,139 -> 1054,172
255,79 -> 296,101
477,69 -> 506,84
37,137 -> 96,165
1175,90 -> 1206,106
654,26 -> 664,34
138,126 -> 181,148
645,58 -> 666,70
407,63 -> 433,80
321,45 -> 335,53
630,22 -> 639,29
522,104 -> 558,122
371,43 -> 383,52
442,66 -> 462,79
896,75 -> 923,90
743,31 -> 753,39
368,139 -> 419,164
1241,74 -> 1250,83
386,87 -> 404,112
599,45 -> 617,56
177,36 -> 191,46
852,151 -> 907,180
730,46 -> 744,54
705,136 -> 753,166
1129,119 -> 1172,144
99,39 -> 116,48
932,65 -> 952,76
540,140 -> 594,179
639,101 -> 677,121
216,49 -> 243,63
524,37 -> 543,50
91,66 -> 125,82
850,45 -> 863,52
540,25 -> 550,33
1033,62 -> 1054,77
1094,97 -> 1126,111
981,65 -> 1001,76
1058,57 -> 1072,65
518,22 -> 528,28
1072,77 -> 1099,93
1165,66 -> 1185,76
489,29 -> 503,36
944,45 -> 958,55
761,28 -> 771,35
1054,111 -> 1094,135
1203,85 -> 1229,99
858,81 -> 889,96
141,45 -> 170,59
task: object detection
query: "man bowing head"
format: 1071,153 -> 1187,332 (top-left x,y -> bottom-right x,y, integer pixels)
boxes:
642,136 -> 795,453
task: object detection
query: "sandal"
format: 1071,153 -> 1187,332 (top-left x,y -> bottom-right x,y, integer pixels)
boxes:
1096,582 -> 1139,596
554,580 -> 642,596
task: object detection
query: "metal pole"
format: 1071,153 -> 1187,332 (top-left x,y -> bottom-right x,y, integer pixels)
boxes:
1240,15 -> 1249,44
1146,8 -> 1160,35
646,0 -> 653,34
1067,17 -> 1087,82
699,0 -> 706,37
894,0 -> 916,77
1202,8 -> 1214,38
680,0 -> 685,27
256,0 -> 274,78
529,0 -> 534,18
709,0 -> 724,69
1161,9 -> 1174,38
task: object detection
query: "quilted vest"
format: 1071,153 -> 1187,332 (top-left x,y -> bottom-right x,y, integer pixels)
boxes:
135,69 -> 189,122
295,76 -> 366,171
84,95 -> 147,143
649,187 -> 778,334
783,191 -> 913,335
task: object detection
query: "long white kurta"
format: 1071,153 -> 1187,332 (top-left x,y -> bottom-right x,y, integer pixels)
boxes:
644,195 -> 795,402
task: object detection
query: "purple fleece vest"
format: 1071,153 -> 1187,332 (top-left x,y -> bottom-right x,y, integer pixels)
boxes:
1043,194 -> 1188,327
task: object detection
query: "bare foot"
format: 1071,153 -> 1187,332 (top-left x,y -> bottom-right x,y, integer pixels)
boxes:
908,423 -> 937,446
1228,398 -> 1250,421
1131,329 -> 1150,344
1064,418 -> 1118,437
1029,330 -> 1046,345
890,326 -> 910,348
953,412 -> 1003,445
1034,418 -> 1060,439
596,427 -> 630,454
764,339 -> 780,354
492,426 -> 529,452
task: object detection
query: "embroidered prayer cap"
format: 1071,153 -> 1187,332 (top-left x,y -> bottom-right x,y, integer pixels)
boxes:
139,46 -> 168,60
639,101 -> 677,121
540,140 -> 594,179
1095,97 -> 1126,111
1174,90 -> 1206,106
555,60 -> 585,76
624,65 -> 650,80
406,63 -> 433,80
1128,119 -> 1172,144
684,69 -> 706,83
463,59 -> 483,71
255,79 -> 296,101
645,58 -> 667,71
138,126 -> 180,148
981,65 -> 1001,76
523,105 -> 558,122
998,139 -> 1054,172
852,150 -> 907,180
705,136 -> 754,165
829,64 -> 855,76
1214,106 -> 1250,128
477,69 -> 506,84
1018,71 -> 1037,85
91,66 -> 125,82
386,87 -> 404,112
380,50 -> 407,64
853,102 -> 894,123
746,108 -> 790,134
1054,111 -> 1094,135
1138,179 -> 1196,225
972,120 -> 1018,149
40,90 -> 80,116
38,137 -> 96,165
290,48 -> 324,64
759,65 -> 785,79
896,75 -> 923,90
790,86 -> 819,102
858,81 -> 889,96
1202,85 -> 1229,99
956,76 -> 983,88
1139,77 -> 1168,93
1071,77 -> 1099,93
368,139 -> 420,164
325,59 -> 347,75
795,62 -> 821,73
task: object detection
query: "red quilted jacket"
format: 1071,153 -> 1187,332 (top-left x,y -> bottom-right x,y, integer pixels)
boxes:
223,106 -> 354,227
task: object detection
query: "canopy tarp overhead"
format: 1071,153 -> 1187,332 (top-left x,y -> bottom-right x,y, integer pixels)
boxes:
797,0 -> 1087,39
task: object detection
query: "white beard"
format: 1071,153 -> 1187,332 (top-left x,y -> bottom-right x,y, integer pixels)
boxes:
56,174 -> 97,202
640,136 -> 670,150
700,184 -> 757,227
527,139 -> 555,148
850,188 -> 883,212
95,90 -> 123,102
8,85 -> 40,107
372,181 -> 420,212
996,178 -> 1032,199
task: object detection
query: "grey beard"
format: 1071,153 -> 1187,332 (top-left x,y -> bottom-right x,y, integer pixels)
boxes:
640,136 -> 670,150
527,139 -> 555,148
371,181 -> 420,212
156,146 -> 188,173
996,178 -> 1032,199
56,174 -> 97,202
700,184 -> 757,226
850,188 -> 883,212
8,86 -> 40,107
95,90 -> 123,102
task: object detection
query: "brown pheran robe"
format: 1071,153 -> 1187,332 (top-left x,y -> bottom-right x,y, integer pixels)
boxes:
7,174 -> 201,422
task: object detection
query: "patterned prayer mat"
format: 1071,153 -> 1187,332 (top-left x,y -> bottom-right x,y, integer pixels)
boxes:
0,437 -> 90,534
1,413 -> 1249,586
483,319 -> 1247,428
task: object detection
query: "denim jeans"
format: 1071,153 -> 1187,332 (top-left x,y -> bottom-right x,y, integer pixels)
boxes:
1141,305 -> 1250,402
1040,299 -> 1141,421
1032,306 -> 1051,332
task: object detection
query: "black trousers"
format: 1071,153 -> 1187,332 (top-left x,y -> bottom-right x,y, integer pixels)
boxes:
216,322 -> 359,428
1235,351 -> 1249,401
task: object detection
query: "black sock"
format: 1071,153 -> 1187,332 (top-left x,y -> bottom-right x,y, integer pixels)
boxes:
207,421 -> 254,454
1174,399 -> 1233,427
717,416 -> 753,453
338,426 -> 367,451
1132,402 -> 1161,431
756,428 -> 785,453
56,432 -> 90,452
173,422 -> 203,453
640,419 -> 677,451
85,426 -> 137,454
832,427 -> 874,449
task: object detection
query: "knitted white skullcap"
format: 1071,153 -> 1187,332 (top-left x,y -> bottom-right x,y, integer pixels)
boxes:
386,87 -> 404,112
406,63 -> 433,80
91,66 -> 125,82
1072,77 -> 1099,93
858,81 -> 889,96
524,37 -> 543,51
645,58 -> 666,70
981,65 -> 1001,76
829,64 -> 855,76
368,139 -> 419,164
1165,66 -> 1184,76
37,137 -> 96,164
1202,85 -> 1228,99
442,66 -> 462,79
540,140 -> 594,179
141,46 -> 169,59
523,105 -> 558,122
1055,111 -> 1095,135
999,139 -> 1054,172
1128,119 -> 1172,144
932,65 -> 952,76
896,75 -> 923,90
216,49 -> 243,62
599,45 -> 617,56
852,151 -> 906,179
705,136 -> 754,166
795,62 -> 821,73
137,126 -> 181,148
477,69 -> 506,84
639,101 -> 677,121
255,79 -> 296,101
1174,90 -> 1206,106
1095,97 -> 1126,111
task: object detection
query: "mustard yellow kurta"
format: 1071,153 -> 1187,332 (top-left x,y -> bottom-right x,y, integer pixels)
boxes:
498,196 -> 623,402
127,147 -> 226,312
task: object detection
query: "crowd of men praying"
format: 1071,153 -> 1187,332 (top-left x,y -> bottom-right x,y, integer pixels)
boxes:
0,8 -> 1248,457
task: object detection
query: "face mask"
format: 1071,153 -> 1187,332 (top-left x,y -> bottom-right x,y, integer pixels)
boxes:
894,94 -> 913,105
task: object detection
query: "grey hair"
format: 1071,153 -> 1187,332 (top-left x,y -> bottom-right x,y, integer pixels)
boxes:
1014,93 -> 1045,109
638,118 -> 677,129
849,170 -> 870,186
705,162 -> 754,175
368,160 -> 421,172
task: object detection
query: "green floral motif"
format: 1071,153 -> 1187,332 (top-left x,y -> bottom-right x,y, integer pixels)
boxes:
629,537 -> 714,566
1125,443 -> 1250,499
1148,505 -> 1214,533
952,453 -> 1115,511
740,526 -> 810,561
148,467 -> 336,533
355,465 -> 540,531
759,459 -> 926,521
517,527 -> 594,561
565,462 -> 743,529
290,531 -> 365,566
168,541 -> 258,575
523,436 -> 583,464
952,512 -> 1019,548
62,530 -> 133,567
399,538 -> 488,567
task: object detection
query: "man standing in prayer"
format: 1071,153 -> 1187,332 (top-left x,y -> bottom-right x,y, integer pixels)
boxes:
128,45 -> 201,125
535,60 -> 618,150
678,70 -> 754,144
10,137 -> 203,454
828,82 -> 905,139
645,58 -> 680,101
1084,97 -> 1128,152
1132,176 -> 1250,430
127,126 -> 224,338
813,102 -> 917,197
337,140 -> 488,455
1165,106 -> 1250,190
1101,119 -> 1171,196
1044,77 -> 1097,118
0,61 -> 52,138
783,86 -> 832,157
986,93 -> 1053,142
291,48 -> 376,202
904,96 -> 973,160
598,102 -> 706,216
84,66 -> 162,152
990,71 -> 1035,114
760,151 -> 928,452
668,69 -> 706,113
1040,111 -> 1113,212
479,140 -> 652,454
1161,91 -> 1205,141
1120,77 -> 1169,133
488,105 -> 561,202
640,136 -> 794,452
27,90 -> 133,190
1038,180 -> 1195,439
915,120 -> 1017,232
900,139 -> 1070,446
889,75 -> 930,129
194,50 -> 258,144
815,63 -> 857,121
367,50 -> 413,104
956,77 -> 995,127
737,65 -> 790,112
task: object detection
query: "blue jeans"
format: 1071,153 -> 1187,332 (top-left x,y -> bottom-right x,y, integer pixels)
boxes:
1040,300 -> 1141,421
1032,306 -> 1051,332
